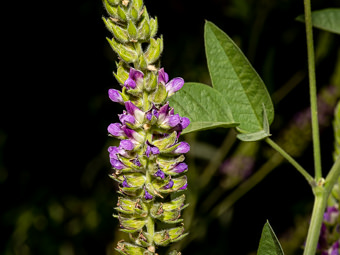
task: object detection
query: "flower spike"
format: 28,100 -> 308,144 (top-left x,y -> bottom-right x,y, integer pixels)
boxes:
104,0 -> 189,253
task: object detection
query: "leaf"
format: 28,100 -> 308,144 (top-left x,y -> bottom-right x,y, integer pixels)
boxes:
168,82 -> 239,134
204,21 -> 274,136
237,104 -> 271,141
296,8 -> 340,35
257,221 -> 284,255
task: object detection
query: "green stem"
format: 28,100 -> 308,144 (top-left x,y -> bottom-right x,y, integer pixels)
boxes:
303,191 -> 328,255
265,138 -> 314,184
303,0 -> 322,180
303,158 -> 340,255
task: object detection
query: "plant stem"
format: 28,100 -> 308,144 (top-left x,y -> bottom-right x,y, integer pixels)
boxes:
303,157 -> 340,255
303,0 -> 322,180
303,190 -> 328,255
265,138 -> 314,184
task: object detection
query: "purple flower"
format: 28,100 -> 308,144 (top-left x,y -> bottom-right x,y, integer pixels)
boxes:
119,139 -> 135,151
324,206 -> 339,225
119,111 -> 135,125
110,158 -> 126,170
172,142 -> 190,154
132,158 -> 141,167
154,169 -> 165,179
163,179 -> 174,189
122,176 -> 130,188
329,241 -> 339,255
158,68 -> 184,96
144,188 -> 153,200
172,163 -> 188,173
125,101 -> 145,124
179,182 -> 188,190
123,126 -> 145,143
124,68 -> 144,89
158,68 -> 169,85
145,141 -> 160,157
108,89 -> 124,103
108,123 -> 125,137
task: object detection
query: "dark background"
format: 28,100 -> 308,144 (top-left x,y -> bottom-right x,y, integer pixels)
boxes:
1,0 -> 340,254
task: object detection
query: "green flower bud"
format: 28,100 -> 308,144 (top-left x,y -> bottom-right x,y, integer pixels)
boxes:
129,7 -> 139,22
117,215 -> 147,233
144,71 -> 158,91
116,197 -> 148,216
144,37 -> 162,64
153,227 -> 187,246
138,17 -> 150,41
133,0 -> 144,13
114,62 -> 130,85
150,17 -> 158,38
103,0 -> 118,18
150,83 -> 167,104
107,39 -> 138,63
152,131 -> 177,150
129,231 -> 152,247
110,21 -> 129,43
127,20 -> 138,40
117,5 -> 127,22
138,54 -> 148,70
152,176 -> 187,194
115,241 -> 150,255
107,0 -> 120,6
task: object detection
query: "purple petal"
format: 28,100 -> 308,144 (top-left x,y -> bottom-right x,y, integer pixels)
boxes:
145,145 -> 151,157
125,68 -> 144,89
125,101 -> 145,123
158,68 -> 169,85
108,123 -> 125,137
173,142 -> 190,154
144,189 -> 153,200
331,241 -> 339,255
173,163 -> 188,173
146,112 -> 152,121
324,206 -> 339,224
122,176 -> 130,187
124,78 -> 136,89
119,112 -> 135,124
168,114 -> 181,127
108,146 -> 119,159
179,182 -> 188,190
166,77 -> 184,96
108,89 -> 123,103
120,139 -> 134,151
163,179 -> 174,189
132,158 -> 141,167
154,170 -> 165,179
130,68 -> 144,81
110,158 -> 125,170
122,126 -> 144,143
181,117 -> 190,129
151,146 -> 160,155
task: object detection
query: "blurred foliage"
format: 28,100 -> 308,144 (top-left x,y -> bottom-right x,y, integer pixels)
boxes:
1,0 -> 340,254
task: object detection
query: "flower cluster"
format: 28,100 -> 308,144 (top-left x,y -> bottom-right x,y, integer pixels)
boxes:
103,1 -> 190,254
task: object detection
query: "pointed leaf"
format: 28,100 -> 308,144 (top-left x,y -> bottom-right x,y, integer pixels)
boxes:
296,8 -> 340,35
257,221 -> 284,255
237,103 -> 271,141
168,82 -> 238,134
204,21 -> 274,135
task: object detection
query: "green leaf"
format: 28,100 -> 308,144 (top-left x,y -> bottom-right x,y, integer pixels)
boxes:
257,221 -> 284,255
204,21 -> 274,136
296,8 -> 340,35
237,103 -> 271,141
168,82 -> 239,134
